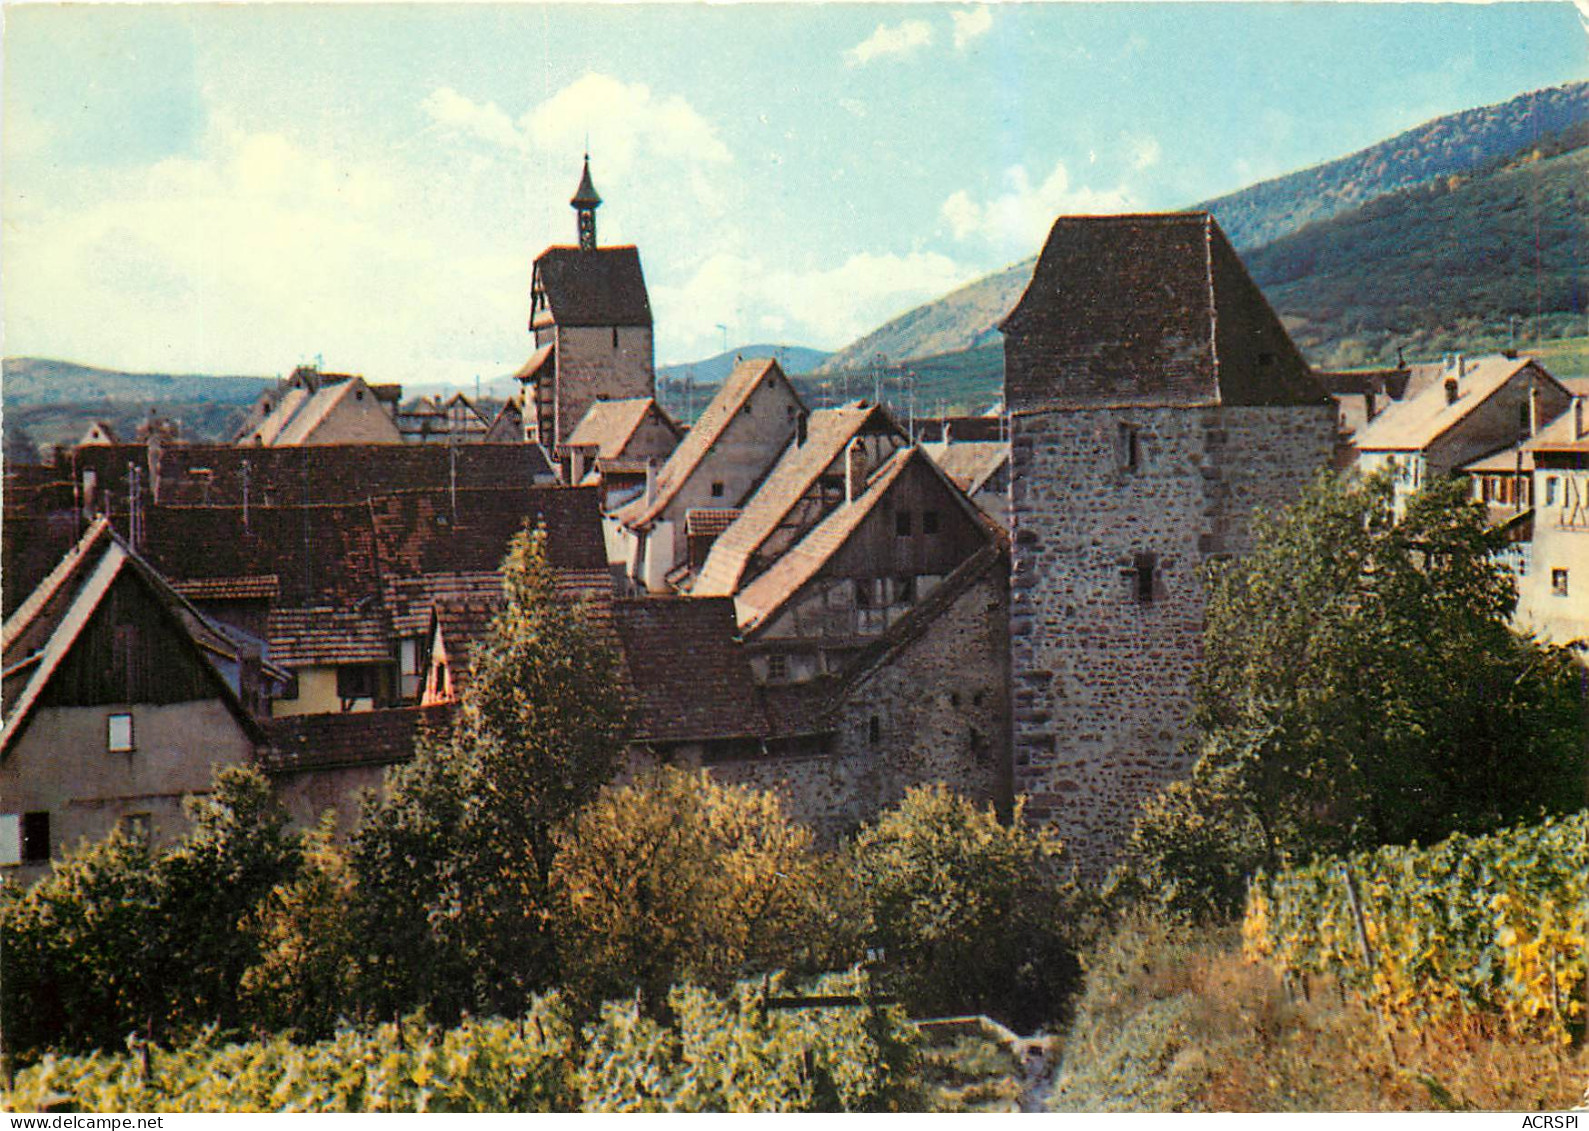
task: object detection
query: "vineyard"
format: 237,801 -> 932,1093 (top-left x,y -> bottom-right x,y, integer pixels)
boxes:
1243,810 -> 1588,1042
4,972 -> 924,1113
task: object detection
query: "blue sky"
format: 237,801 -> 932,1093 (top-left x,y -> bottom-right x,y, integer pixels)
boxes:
4,2 -> 1586,383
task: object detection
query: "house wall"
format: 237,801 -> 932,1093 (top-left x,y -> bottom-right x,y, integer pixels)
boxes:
268,667 -> 379,718
1518,457 -> 1589,645
705,567 -> 1009,843
554,326 -> 655,449
0,699 -> 255,884
270,763 -> 392,838
1009,403 -> 1335,877
1424,369 -> 1569,479
643,382 -> 803,584
304,386 -> 404,446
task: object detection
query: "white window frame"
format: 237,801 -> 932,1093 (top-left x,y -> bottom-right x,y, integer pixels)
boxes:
108,712 -> 134,753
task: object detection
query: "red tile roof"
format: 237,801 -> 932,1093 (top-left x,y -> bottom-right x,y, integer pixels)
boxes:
563,396 -> 677,459
267,607 -> 393,667
612,596 -> 770,744
261,704 -> 454,773
532,246 -> 652,327
1002,213 -> 1326,411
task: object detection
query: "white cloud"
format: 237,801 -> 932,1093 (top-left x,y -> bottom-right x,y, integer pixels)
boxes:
652,250 -> 971,357
845,19 -> 934,67
1123,132 -> 1162,172
421,87 -> 524,152
523,73 -> 731,175
951,7 -> 993,50
940,162 -> 1137,258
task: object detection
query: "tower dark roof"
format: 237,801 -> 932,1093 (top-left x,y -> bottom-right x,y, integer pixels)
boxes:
1001,212 -> 1328,410
571,156 -> 602,209
532,246 -> 653,328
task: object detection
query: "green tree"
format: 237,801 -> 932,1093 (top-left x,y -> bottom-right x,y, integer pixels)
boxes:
850,785 -> 1087,1031
0,764 -> 300,1060
552,766 -> 848,1014
1117,471 -> 1586,920
352,523 -> 631,1018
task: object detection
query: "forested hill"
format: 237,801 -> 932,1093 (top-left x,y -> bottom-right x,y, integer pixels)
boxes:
816,81 -> 1589,375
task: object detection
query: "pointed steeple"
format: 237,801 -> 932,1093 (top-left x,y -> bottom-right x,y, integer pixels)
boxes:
571,154 -> 601,251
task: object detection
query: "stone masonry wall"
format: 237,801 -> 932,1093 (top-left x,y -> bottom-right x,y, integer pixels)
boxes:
1009,403 -> 1334,877
708,566 -> 1009,842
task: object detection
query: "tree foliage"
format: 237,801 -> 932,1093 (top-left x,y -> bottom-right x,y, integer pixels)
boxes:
1118,471 -> 1586,921
850,785 -> 1087,1031
552,766 -> 848,1013
0,764 -> 301,1060
351,523 -> 632,1019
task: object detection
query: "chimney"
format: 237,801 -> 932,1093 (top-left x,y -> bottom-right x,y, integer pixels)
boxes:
644,458 -> 658,505
1577,398 -> 1585,441
1444,377 -> 1459,405
569,447 -> 587,486
1455,353 -> 1466,377
1530,377 -> 1542,437
845,438 -> 870,503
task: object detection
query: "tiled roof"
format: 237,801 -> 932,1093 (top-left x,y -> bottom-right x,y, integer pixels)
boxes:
261,704 -> 453,773
1313,368 -> 1413,398
685,508 -> 742,538
147,442 -> 553,508
619,358 -> 796,530
922,440 -> 1009,496
514,343 -> 555,383
267,607 -> 392,667
612,596 -> 769,743
170,575 -> 281,602
532,246 -> 652,327
1525,397 -> 1589,455
1353,357 -> 1559,452
694,402 -> 902,598
384,572 -> 501,637
1002,213 -> 1326,410
563,397 -> 674,459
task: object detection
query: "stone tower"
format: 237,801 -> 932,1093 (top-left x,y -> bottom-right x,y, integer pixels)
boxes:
1001,213 -> 1336,877
515,158 -> 655,450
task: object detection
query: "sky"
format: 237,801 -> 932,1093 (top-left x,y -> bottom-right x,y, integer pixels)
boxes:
3,2 -> 1587,384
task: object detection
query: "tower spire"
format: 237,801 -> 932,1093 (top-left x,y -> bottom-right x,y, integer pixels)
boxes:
571,153 -> 601,251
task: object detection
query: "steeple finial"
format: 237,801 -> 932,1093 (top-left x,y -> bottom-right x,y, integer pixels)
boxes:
571,154 -> 601,251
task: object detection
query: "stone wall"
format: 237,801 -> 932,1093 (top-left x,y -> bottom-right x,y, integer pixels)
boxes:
554,325 -> 655,448
707,564 -> 1008,842
1009,403 -> 1334,876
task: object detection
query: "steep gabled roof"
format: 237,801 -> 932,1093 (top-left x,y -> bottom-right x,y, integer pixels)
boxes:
1353,357 -> 1563,453
1001,212 -> 1326,411
514,343 -> 555,384
618,358 -> 799,531
733,446 -> 989,634
563,396 -> 678,459
532,246 -> 652,328
1,520 -> 262,755
612,596 -> 770,744
693,402 -> 902,597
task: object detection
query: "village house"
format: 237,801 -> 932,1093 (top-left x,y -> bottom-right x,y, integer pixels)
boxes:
922,438 -> 1011,527
235,366 -> 405,447
613,357 -> 806,592
558,395 -> 682,507
0,519 -> 289,882
1002,212 -> 1337,877
1351,354 -> 1570,510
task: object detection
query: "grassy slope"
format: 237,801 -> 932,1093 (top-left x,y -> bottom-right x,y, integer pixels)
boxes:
1049,915 -> 1587,1112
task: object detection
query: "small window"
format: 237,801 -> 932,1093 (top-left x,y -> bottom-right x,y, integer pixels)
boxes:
612,327 -> 620,348
766,653 -> 789,682
337,665 -> 380,702
710,481 -> 725,498
1118,423 -> 1141,471
895,511 -> 913,537
356,389 -> 365,401
1258,351 -> 1276,368
1133,553 -> 1157,603
1552,568 -> 1569,597
1546,477 -> 1559,507
868,715 -> 881,746
399,638 -> 421,677
923,510 -> 940,535
21,812 -> 49,864
107,713 -> 134,753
